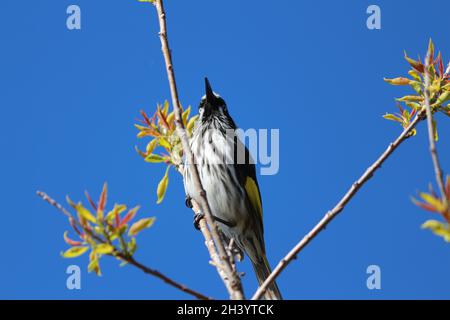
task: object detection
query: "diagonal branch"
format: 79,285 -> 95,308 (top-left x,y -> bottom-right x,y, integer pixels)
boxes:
423,54 -> 448,207
124,255 -> 212,300
174,165 -> 237,297
252,110 -> 425,300
152,0 -> 244,299
37,191 -> 211,300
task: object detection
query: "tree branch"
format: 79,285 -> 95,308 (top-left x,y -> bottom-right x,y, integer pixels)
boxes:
37,191 -> 211,300
124,255 -> 212,300
423,54 -> 448,207
152,0 -> 244,299
252,110 -> 425,300
173,165 -> 238,297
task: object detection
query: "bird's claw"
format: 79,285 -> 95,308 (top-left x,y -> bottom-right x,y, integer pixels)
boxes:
193,212 -> 205,230
185,195 -> 193,209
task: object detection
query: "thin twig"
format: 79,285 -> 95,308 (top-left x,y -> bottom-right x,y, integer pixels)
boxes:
37,191 -> 72,218
252,110 -> 425,300
37,191 -> 211,300
152,0 -> 244,300
423,54 -> 448,207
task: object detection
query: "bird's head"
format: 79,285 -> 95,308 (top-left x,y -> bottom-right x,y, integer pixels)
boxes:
198,78 -> 235,129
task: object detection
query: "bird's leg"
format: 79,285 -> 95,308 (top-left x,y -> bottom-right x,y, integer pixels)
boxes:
227,238 -> 243,262
225,237 -> 244,276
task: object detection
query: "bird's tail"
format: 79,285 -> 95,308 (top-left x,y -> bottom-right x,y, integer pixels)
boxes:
252,255 -> 282,300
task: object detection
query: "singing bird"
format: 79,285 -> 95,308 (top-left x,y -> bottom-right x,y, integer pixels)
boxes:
184,78 -> 282,299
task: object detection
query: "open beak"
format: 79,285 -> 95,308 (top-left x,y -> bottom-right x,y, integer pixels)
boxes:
205,77 -> 215,103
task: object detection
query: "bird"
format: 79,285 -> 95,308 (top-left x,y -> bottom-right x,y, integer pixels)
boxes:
183,77 -> 282,300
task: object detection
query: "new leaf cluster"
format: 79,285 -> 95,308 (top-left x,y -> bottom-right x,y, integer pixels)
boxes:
413,177 -> 450,242
384,39 -> 450,138
385,40 -> 450,242
62,183 -> 156,275
135,101 -> 198,204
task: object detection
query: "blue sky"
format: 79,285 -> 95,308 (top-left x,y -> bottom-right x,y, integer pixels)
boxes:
0,0 -> 449,299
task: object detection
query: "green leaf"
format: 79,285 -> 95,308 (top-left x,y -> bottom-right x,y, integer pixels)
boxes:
127,238 -> 137,255
137,128 -> 159,138
421,220 -> 450,242
145,154 -> 165,163
427,39 -> 435,64
157,166 -> 170,204
404,101 -> 421,110
106,204 -> 127,222
158,138 -> 172,150
404,51 -> 425,73
429,79 -> 441,95
396,95 -> 422,102
146,139 -> 158,154
383,114 -> 402,122
95,243 -> 114,255
408,70 -> 421,81
384,77 -> 411,85
76,204 -> 97,224
182,106 -> 191,127
419,193 -> 446,213
162,100 -> 169,116
128,217 -> 156,236
433,91 -> 450,107
61,246 -> 89,258
186,115 -> 198,135
166,112 -> 175,129
88,256 -> 102,276
409,81 -> 422,95
134,124 -> 148,131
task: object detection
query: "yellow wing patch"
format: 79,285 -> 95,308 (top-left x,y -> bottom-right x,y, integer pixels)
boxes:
245,176 -> 263,220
